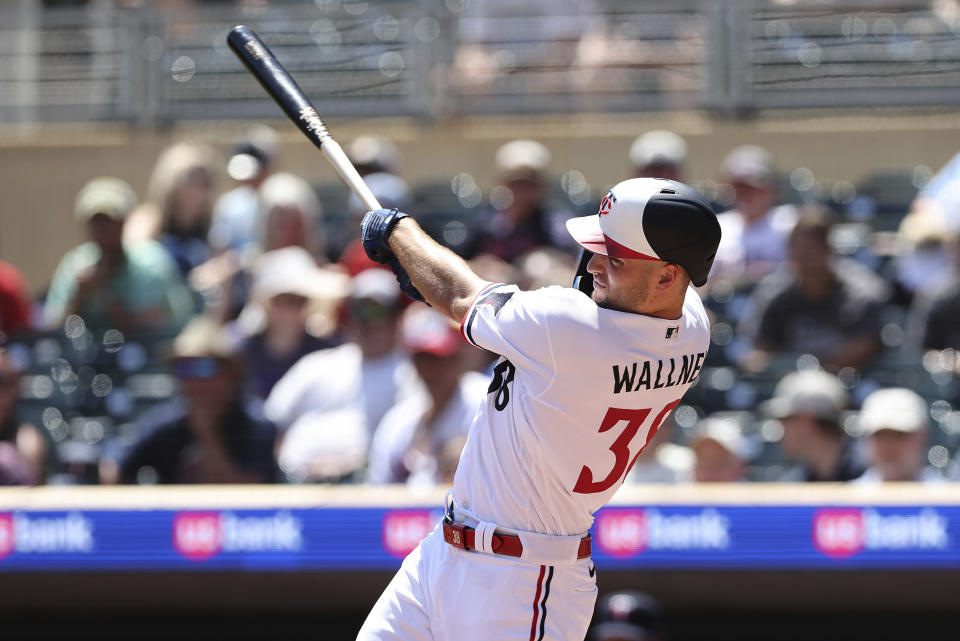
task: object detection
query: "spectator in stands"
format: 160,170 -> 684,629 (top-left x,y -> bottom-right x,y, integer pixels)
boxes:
367,305 -> 488,486
126,141 -> 218,278
191,172 -> 327,323
209,125 -> 278,255
233,247 -> 348,400
764,370 -> 865,482
338,136 -> 413,276
43,177 -> 194,337
628,130 -> 687,182
258,172 -> 326,260
0,259 -> 33,339
738,206 -> 890,372
101,316 -> 277,485
265,269 -> 420,483
474,139 -> 575,262
690,417 -> 751,483
902,211 -> 960,352
890,205 -> 956,306
0,347 -> 46,485
854,388 -> 943,484
587,591 -> 667,641
711,144 -> 797,287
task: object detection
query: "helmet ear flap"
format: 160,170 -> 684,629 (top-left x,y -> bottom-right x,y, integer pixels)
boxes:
573,248 -> 594,296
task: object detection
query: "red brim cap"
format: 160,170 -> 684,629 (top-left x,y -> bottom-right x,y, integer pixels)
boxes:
565,215 -> 659,261
405,327 -> 461,357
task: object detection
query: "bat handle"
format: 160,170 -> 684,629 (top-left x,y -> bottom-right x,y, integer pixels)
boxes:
320,140 -> 382,212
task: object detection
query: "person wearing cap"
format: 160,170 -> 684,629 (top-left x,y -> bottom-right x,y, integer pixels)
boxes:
367,305 -> 489,486
854,388 -> 943,484
738,206 -> 890,372
265,269 -> 420,482
901,206 -> 960,352
891,204 -> 956,305
690,417 -> 751,483
43,177 -> 194,336
710,144 -> 798,288
209,124 -> 279,255
100,316 -> 278,485
357,176 -> 720,641
587,591 -> 667,641
474,139 -> 576,263
233,247 -> 348,400
629,130 -> 687,182
764,370 -> 866,483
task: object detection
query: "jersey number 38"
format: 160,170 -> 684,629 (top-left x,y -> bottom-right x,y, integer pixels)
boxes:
572,400 -> 681,495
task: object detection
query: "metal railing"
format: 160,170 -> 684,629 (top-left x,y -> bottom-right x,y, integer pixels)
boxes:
0,0 -> 958,126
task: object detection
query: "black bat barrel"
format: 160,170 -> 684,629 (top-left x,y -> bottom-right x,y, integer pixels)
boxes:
226,25 -> 331,149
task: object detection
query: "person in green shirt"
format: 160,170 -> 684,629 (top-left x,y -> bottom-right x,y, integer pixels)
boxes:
44,177 -> 194,339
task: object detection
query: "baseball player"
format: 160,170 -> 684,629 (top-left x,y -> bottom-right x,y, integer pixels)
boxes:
356,177 -> 721,641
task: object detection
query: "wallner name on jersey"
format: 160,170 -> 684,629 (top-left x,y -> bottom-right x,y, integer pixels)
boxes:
611,351 -> 706,394
458,283 -> 711,537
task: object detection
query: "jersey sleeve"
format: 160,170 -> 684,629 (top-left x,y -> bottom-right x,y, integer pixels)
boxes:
460,284 -> 577,394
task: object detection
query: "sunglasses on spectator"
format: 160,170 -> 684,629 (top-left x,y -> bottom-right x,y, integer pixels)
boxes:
349,300 -> 397,325
172,357 -> 222,380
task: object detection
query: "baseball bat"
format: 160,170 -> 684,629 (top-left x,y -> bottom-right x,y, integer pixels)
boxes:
226,25 -> 382,212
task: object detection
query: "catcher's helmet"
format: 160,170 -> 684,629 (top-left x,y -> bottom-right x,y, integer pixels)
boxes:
566,178 -> 721,287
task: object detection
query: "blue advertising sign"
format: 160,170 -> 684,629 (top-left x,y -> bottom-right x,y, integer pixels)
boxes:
0,504 -> 957,572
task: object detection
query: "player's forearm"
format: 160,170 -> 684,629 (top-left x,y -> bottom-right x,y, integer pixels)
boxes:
389,218 -> 490,322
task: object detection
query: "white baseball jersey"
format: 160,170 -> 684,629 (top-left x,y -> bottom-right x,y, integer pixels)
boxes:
456,283 -> 711,536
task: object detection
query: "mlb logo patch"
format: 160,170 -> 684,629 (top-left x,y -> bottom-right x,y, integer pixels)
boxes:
665,326 -> 679,339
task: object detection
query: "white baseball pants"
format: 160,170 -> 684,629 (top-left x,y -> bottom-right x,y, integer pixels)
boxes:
357,523 -> 597,641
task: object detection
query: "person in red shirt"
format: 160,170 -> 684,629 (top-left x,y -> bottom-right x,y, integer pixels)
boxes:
0,260 -> 32,338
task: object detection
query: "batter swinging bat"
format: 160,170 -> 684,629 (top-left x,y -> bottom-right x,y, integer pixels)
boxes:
226,25 -> 382,212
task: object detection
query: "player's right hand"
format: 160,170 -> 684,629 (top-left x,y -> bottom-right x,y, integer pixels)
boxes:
360,208 -> 408,264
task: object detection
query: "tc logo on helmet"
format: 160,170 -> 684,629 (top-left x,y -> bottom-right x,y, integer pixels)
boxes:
598,191 -> 617,216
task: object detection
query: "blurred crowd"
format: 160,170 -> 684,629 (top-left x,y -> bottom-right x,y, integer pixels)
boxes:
3,124 -> 960,489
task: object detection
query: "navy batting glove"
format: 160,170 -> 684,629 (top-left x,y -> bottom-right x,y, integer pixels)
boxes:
361,208 -> 409,264
388,257 -> 428,305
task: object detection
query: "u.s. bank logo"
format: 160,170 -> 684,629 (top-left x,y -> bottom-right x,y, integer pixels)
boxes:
599,191 -> 617,216
665,326 -> 679,339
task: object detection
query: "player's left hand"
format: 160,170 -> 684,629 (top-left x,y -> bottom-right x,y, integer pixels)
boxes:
387,257 -> 427,305
361,208 -> 408,264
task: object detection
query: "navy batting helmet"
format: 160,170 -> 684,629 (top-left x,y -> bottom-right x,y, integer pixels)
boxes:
566,178 -> 721,287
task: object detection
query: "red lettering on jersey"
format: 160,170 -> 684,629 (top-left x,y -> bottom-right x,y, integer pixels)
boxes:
0,513 -> 13,560
383,511 -> 434,558
173,512 -> 223,561
573,400 -> 681,494
595,509 -> 648,558
813,509 -> 865,559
